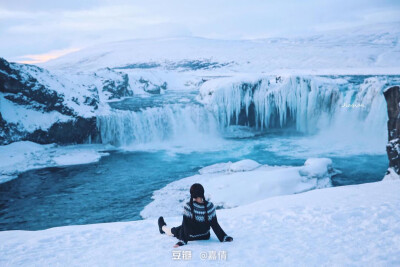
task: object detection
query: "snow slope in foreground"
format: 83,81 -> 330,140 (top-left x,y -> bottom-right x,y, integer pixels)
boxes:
0,141 -> 113,183
1,180 -> 399,266
141,158 -> 335,218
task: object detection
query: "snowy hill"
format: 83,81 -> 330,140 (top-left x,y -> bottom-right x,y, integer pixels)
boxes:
42,22 -> 400,74
1,179 -> 399,266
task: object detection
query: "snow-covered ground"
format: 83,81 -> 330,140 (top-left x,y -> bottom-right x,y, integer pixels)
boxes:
0,141 -> 113,183
141,158 -> 335,218
1,180 -> 399,266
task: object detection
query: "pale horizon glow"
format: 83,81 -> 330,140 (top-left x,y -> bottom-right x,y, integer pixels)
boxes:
16,47 -> 81,64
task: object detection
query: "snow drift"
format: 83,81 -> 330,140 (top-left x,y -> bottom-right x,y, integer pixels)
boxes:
0,141 -> 111,183
141,158 -> 335,219
1,180 -> 399,266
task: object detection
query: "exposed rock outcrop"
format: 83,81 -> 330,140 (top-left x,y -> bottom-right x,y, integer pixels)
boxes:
137,77 -> 167,94
0,58 -> 134,145
0,58 -> 80,116
383,86 -> 400,180
94,68 -> 133,100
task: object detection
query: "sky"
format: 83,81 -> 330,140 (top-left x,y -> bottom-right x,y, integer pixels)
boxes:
1,0 -> 399,63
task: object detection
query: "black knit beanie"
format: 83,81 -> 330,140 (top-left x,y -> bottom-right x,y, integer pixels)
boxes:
190,183 -> 205,199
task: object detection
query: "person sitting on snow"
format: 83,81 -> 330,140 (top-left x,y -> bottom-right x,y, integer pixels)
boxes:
158,183 -> 233,247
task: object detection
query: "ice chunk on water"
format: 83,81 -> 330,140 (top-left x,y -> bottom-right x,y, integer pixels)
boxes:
141,158 -> 334,219
198,159 -> 261,174
198,162 -> 232,174
300,158 -> 333,178
52,151 -> 110,166
383,168 -> 400,181
230,159 -> 261,172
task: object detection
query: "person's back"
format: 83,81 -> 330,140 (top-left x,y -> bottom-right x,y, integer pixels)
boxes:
158,183 -> 233,247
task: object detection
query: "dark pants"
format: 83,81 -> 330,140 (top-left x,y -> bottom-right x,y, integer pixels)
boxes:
170,225 -> 181,237
170,225 -> 210,241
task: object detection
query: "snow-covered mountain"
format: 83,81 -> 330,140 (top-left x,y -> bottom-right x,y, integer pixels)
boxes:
42,22 -> 400,74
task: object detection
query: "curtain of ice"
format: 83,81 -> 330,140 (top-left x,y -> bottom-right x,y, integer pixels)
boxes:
203,76 -> 388,135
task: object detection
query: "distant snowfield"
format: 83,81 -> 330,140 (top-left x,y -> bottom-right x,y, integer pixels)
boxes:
1,180 -> 399,266
42,22 -> 400,75
0,141 -> 113,183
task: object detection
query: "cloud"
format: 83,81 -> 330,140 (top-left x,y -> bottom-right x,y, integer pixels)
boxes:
0,0 -> 399,62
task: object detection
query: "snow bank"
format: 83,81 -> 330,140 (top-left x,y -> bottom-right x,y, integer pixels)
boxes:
0,141 -> 112,183
1,180 -> 399,266
198,159 -> 260,174
52,151 -> 106,166
141,158 -> 334,219
383,167 -> 400,181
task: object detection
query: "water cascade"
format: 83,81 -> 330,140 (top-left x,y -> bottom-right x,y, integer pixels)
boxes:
97,75 -> 399,148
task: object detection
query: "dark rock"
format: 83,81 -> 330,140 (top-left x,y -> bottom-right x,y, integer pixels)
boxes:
384,86 -> 400,175
115,60 -> 233,71
0,58 -> 76,116
166,60 -> 231,71
99,68 -> 133,100
0,57 -> 103,145
138,77 -> 167,94
26,117 -> 100,145
115,62 -> 161,69
0,112 -> 25,145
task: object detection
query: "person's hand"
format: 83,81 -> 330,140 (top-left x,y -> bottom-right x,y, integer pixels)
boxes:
173,241 -> 185,247
224,236 -> 233,242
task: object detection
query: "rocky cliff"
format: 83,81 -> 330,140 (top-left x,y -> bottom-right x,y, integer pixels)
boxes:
384,86 -> 400,180
0,58 -> 133,145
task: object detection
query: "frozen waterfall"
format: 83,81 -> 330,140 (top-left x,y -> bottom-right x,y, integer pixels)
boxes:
199,75 -> 393,136
97,104 -> 220,147
97,75 -> 397,148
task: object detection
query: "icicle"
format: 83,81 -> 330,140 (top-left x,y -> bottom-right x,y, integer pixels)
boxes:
202,75 -> 389,135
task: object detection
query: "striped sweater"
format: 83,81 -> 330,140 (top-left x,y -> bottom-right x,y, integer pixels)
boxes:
172,200 -> 228,245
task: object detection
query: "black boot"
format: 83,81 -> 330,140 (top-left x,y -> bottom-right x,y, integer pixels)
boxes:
158,216 -> 166,234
